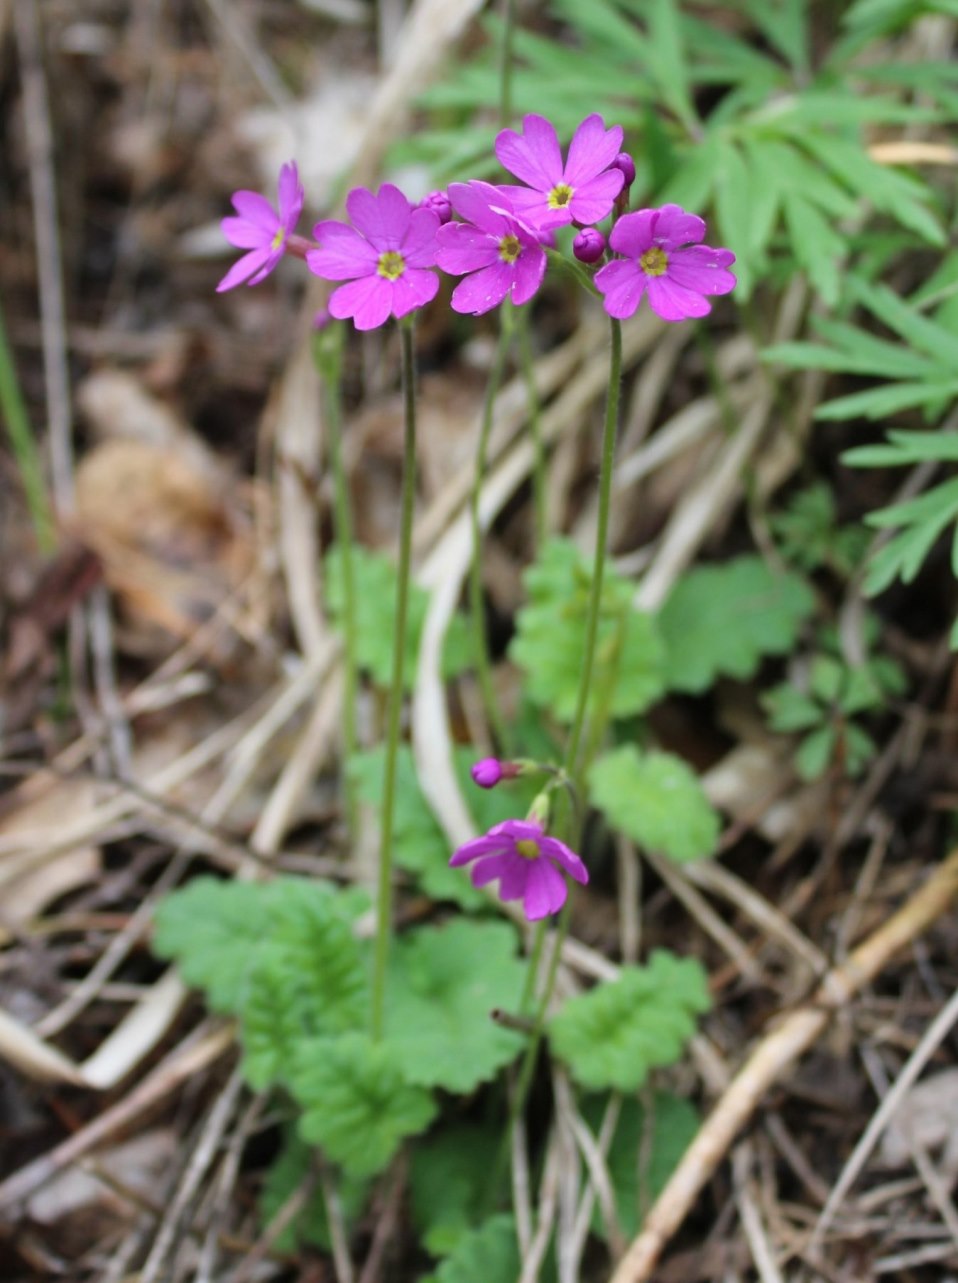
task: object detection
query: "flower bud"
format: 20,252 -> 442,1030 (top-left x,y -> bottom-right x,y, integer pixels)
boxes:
420,190 -> 452,225
612,151 -> 636,189
472,758 -> 505,788
572,228 -> 606,264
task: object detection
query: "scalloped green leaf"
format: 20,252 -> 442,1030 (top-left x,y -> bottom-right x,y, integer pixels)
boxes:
510,538 -> 667,723
410,1124 -> 501,1257
430,1214 -> 520,1283
259,1129 -> 368,1253
549,951 -> 711,1092
658,555 -> 814,693
325,544 -> 470,690
588,745 -> 719,863
292,1033 -> 437,1179
384,920 -> 526,1093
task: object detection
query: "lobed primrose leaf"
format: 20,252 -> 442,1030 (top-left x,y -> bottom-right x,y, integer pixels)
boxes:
259,1129 -> 367,1253
325,544 -> 470,690
383,919 -> 527,1093
291,1033 -> 437,1180
510,538 -> 666,723
658,555 -> 814,694
410,1123 -> 501,1257
589,745 -> 719,863
429,1214 -> 520,1283
549,951 -> 711,1093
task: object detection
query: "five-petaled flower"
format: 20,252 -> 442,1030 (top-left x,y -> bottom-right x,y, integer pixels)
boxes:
218,161 -> 305,293
595,204 -> 736,323
449,819 -> 588,921
495,113 -> 625,231
436,181 -> 548,315
307,184 -> 440,331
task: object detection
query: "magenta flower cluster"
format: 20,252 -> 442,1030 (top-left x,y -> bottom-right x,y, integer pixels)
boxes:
217,113 -> 735,328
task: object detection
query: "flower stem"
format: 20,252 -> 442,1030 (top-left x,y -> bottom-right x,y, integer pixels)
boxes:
370,317 -> 419,1042
468,306 -> 514,753
315,324 -> 360,838
563,316 -> 623,784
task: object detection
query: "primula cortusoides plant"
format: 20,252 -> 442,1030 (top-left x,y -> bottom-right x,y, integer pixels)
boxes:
161,108 -> 737,1262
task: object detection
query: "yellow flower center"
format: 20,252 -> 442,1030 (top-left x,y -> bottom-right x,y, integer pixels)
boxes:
547,183 -> 574,210
377,251 -> 406,281
271,227 -> 287,251
639,247 -> 669,277
515,839 -> 540,861
499,234 -> 522,264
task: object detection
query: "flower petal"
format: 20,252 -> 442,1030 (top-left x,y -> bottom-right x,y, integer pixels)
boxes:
308,221 -> 379,280
609,209 -> 657,258
470,852 -> 528,902
595,259 -> 647,319
647,275 -> 712,322
495,114 -> 563,192
449,261 -> 514,315
346,183 -> 411,252
666,246 -> 737,295
390,268 -> 439,318
436,223 -> 501,275
447,181 -> 512,236
328,275 -> 393,330
522,858 -> 568,920
564,114 -> 623,187
568,170 -> 625,227
510,247 -> 547,306
401,207 -> 441,267
246,249 -> 284,285
231,191 -> 279,232
216,246 -> 273,292
652,204 -> 706,249
221,216 -> 270,250
277,161 -> 305,231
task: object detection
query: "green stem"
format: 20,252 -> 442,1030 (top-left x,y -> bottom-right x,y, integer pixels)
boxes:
468,307 -> 514,753
563,317 -> 623,785
371,318 -> 419,1042
497,0 -> 518,126
317,325 -> 360,838
0,292 -> 55,552
515,308 -> 547,550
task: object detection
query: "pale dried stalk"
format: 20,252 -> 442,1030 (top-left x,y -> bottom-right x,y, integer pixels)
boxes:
607,847 -> 958,1283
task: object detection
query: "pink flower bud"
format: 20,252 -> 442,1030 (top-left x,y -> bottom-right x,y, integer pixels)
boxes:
420,190 -> 453,225
573,228 -> 606,264
471,758 -> 505,788
613,152 -> 636,189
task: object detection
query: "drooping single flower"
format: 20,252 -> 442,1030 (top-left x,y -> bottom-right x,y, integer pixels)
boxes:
307,184 -> 440,331
595,204 -> 736,323
449,819 -> 588,921
217,160 -> 305,293
436,181 -> 548,315
494,113 -> 625,231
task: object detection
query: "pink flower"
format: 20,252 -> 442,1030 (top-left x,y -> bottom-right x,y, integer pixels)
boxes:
217,161 -> 305,293
307,184 -> 440,331
436,181 -> 547,315
494,113 -> 625,231
449,819 -> 588,921
595,204 -> 736,323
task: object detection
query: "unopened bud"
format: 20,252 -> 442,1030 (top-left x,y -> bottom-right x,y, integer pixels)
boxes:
420,190 -> 452,225
573,228 -> 606,264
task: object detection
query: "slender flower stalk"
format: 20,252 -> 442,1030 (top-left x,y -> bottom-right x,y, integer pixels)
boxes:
515,307 -> 547,549
468,308 -> 514,752
371,317 -> 420,1041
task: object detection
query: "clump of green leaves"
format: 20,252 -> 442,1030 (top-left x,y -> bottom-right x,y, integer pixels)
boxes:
770,482 -> 869,576
763,619 -> 907,779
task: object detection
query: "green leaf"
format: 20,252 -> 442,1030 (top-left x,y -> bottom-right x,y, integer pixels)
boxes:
292,1033 -> 437,1179
430,1214 -> 520,1283
384,920 -> 526,1093
325,544 -> 470,690
763,684 -> 824,733
510,538 -> 667,723
782,191 -> 844,305
845,430 -> 958,467
259,1130 -> 367,1253
582,1092 -> 700,1240
549,951 -> 711,1093
796,725 -> 836,779
658,555 -> 815,693
410,1124 -> 501,1257
816,379 -> 958,421
152,876 -> 368,1015
589,745 -> 719,863
647,0 -> 697,131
